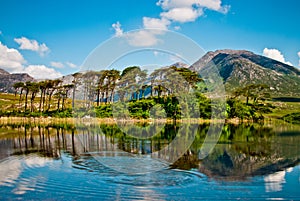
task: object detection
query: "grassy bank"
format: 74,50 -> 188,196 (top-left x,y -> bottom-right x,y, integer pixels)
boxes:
1,92 -> 300,124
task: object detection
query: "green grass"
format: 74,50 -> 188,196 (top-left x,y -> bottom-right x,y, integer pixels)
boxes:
282,112 -> 300,124
0,93 -> 72,114
265,100 -> 300,119
1,92 -> 300,122
0,93 -> 18,109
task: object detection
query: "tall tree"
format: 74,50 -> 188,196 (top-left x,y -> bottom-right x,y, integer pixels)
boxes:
27,82 -> 39,112
96,70 -> 108,106
140,84 -> 148,99
108,69 -> 120,103
61,84 -> 74,110
13,82 -> 24,110
119,66 -> 147,101
71,72 -> 82,108
82,71 -> 98,109
38,81 -> 47,112
47,79 -> 62,111
23,82 -> 31,112
233,84 -> 270,105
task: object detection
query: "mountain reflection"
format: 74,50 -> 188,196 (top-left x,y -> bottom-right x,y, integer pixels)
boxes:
0,122 -> 299,180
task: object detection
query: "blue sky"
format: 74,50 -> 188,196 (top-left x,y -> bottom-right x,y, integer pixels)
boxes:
0,0 -> 300,79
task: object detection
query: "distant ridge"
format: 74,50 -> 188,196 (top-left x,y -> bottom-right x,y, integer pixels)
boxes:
0,69 -> 10,76
170,62 -> 189,69
1,49 -> 300,97
190,49 -> 300,97
0,69 -> 35,93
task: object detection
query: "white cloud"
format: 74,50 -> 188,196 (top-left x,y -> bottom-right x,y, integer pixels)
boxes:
112,0 -> 229,47
0,42 -> 26,72
112,21 -> 123,37
174,26 -> 181,30
157,0 -> 229,13
126,30 -> 162,47
161,7 -> 203,23
66,62 -> 77,68
51,61 -> 77,69
14,37 -> 49,56
143,17 -> 170,30
169,54 -> 183,63
0,31 -> 2,35
23,65 -> 62,79
113,18 -> 169,47
50,61 -> 64,68
198,0 -> 229,12
263,48 -> 293,66
157,0 -> 203,10
0,41 -> 62,79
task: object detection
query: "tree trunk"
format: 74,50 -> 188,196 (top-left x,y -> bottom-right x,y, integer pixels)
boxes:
72,84 -> 76,108
19,89 -> 23,111
62,97 -> 65,111
96,88 -> 100,106
39,90 -> 43,112
43,90 -> 46,112
24,91 -> 29,111
48,94 -> 53,111
30,93 -> 35,112
110,90 -> 114,103
101,92 -> 105,104
105,90 -> 109,104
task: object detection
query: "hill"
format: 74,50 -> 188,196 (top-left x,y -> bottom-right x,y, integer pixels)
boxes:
0,69 -> 35,93
190,50 -> 300,97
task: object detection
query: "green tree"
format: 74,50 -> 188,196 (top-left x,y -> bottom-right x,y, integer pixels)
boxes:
47,79 -> 62,111
27,82 -> 39,112
61,84 -> 74,110
13,82 -> 25,111
38,81 -> 47,112
118,66 -> 147,101
108,69 -> 120,103
23,81 -> 31,112
71,72 -> 82,108
233,84 -> 270,105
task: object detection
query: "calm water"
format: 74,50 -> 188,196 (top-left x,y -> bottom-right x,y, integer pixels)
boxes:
0,121 -> 299,200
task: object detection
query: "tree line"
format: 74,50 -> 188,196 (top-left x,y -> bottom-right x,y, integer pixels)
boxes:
9,65 -> 273,120
13,79 -> 74,115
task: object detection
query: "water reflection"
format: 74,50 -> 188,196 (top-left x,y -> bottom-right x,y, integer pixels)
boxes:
0,155 -> 52,195
0,122 -> 299,179
264,171 -> 286,192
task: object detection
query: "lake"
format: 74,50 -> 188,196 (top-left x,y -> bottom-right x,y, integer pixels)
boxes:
0,120 -> 299,200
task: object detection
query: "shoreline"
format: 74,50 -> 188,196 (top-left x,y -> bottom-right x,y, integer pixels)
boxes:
0,116 -> 280,126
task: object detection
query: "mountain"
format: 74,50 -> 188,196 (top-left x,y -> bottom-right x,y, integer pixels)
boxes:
190,49 -> 300,97
0,69 -> 35,93
170,62 -> 189,69
0,69 -> 10,76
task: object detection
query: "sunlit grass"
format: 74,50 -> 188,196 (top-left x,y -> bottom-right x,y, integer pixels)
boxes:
265,100 -> 300,119
0,92 -> 72,112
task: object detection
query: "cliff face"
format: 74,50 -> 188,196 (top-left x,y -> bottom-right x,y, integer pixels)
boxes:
0,69 -> 35,93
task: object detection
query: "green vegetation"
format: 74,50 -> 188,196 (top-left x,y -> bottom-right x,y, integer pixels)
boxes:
282,112 -> 300,124
1,65 -> 298,122
0,78 -> 73,117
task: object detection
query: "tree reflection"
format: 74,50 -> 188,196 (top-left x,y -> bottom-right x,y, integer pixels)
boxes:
0,122 -> 299,180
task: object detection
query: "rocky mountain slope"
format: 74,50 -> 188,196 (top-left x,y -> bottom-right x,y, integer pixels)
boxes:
190,50 -> 300,97
0,69 -> 35,93
1,49 -> 300,97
